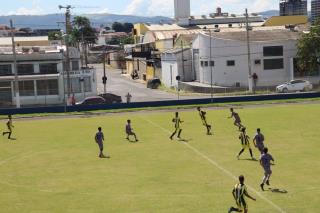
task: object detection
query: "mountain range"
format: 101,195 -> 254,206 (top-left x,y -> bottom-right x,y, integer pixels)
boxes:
0,10 -> 281,30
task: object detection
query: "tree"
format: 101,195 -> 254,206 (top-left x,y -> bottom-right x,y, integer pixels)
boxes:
112,22 -> 125,32
296,19 -> 320,76
112,22 -> 134,33
48,31 -> 62,40
71,16 -> 97,46
123,23 -> 134,33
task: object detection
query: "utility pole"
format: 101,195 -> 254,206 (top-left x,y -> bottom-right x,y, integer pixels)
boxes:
209,29 -> 213,101
102,47 -> 107,94
10,20 -> 20,108
181,40 -> 185,81
59,5 -> 72,99
245,8 -> 253,93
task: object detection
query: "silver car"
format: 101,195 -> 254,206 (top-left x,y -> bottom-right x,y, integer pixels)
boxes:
276,80 -> 313,93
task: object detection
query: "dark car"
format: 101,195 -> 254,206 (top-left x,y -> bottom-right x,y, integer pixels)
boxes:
147,78 -> 161,89
98,93 -> 122,104
76,96 -> 106,105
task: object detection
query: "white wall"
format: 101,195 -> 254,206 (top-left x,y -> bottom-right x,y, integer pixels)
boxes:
161,53 -> 179,87
193,33 -> 298,87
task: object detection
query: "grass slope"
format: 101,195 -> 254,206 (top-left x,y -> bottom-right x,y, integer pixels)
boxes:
0,104 -> 319,212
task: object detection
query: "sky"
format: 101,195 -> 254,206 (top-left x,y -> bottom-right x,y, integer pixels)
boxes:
0,0 -> 283,17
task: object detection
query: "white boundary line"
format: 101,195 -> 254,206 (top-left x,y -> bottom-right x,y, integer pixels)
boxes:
141,117 -> 286,213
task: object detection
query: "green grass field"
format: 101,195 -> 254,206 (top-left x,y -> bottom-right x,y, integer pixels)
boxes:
0,103 -> 319,213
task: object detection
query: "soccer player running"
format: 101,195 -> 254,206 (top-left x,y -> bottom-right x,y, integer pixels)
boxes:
237,128 -> 255,160
253,128 -> 265,154
126,120 -> 138,142
228,108 -> 244,131
260,147 -> 275,191
95,127 -> 107,158
197,107 -> 212,135
2,115 -> 14,139
170,112 -> 183,140
228,175 -> 256,213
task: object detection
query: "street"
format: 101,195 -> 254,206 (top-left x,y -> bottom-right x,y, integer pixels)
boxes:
93,64 -> 208,102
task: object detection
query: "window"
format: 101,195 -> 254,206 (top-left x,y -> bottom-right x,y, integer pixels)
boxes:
84,77 -> 91,92
201,61 -> 204,67
19,81 -> 34,96
17,64 -> 34,75
264,58 -> 284,70
39,63 -> 58,74
70,78 -> 81,93
254,59 -> 261,65
227,60 -> 235,66
263,46 -> 283,57
72,61 -> 79,71
0,64 -> 12,76
204,61 -> 208,67
37,80 -> 59,95
210,61 -> 215,67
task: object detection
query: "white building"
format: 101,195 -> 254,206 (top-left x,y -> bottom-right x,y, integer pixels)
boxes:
0,46 -> 97,106
161,48 -> 192,87
192,27 -> 300,87
161,27 -> 317,89
174,0 -> 191,20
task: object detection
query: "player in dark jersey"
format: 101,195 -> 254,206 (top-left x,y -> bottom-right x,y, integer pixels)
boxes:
95,127 -> 106,158
126,120 -> 138,142
237,128 -> 255,160
197,107 -> 212,135
253,128 -> 265,154
170,112 -> 183,140
228,175 -> 256,213
260,147 -> 275,191
2,115 -> 14,139
228,108 -> 244,131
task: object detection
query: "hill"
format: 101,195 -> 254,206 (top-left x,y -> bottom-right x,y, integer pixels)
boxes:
0,13 -> 173,29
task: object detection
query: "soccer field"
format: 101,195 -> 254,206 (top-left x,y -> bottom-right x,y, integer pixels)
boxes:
0,103 -> 319,213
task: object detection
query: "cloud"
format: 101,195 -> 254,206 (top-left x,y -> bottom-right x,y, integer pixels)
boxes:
7,0 -> 43,15
87,7 -> 109,14
124,0 -> 145,15
146,0 -> 173,17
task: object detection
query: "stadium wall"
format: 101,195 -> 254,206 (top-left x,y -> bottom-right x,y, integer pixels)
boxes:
0,92 -> 319,115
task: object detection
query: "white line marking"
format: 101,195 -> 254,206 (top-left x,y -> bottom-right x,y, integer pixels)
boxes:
141,117 -> 286,213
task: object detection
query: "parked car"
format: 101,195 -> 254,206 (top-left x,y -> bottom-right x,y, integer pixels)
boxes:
76,96 -> 106,105
98,93 -> 122,104
147,78 -> 161,89
276,80 -> 313,93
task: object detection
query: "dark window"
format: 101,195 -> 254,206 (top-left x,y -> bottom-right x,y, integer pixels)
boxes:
37,80 -> 59,95
72,61 -> 79,71
39,63 -> 58,74
210,61 -> 215,67
84,77 -> 91,92
19,81 -> 34,96
204,61 -> 208,67
263,46 -> 283,57
264,58 -> 284,70
227,60 -> 235,66
17,64 -> 34,75
201,61 -> 204,67
0,64 -> 12,76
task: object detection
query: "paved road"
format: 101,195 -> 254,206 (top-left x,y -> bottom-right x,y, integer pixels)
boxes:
93,64 -> 209,102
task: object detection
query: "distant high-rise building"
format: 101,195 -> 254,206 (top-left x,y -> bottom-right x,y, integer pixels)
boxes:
311,0 -> 320,23
279,0 -> 308,16
174,0 -> 191,20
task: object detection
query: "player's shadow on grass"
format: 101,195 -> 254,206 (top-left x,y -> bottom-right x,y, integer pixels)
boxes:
9,138 -> 17,141
178,138 -> 192,143
126,138 -> 139,143
239,158 -> 258,162
269,188 -> 288,194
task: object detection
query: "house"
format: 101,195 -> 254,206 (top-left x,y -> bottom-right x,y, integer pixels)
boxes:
161,48 -> 192,88
0,46 -> 97,106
